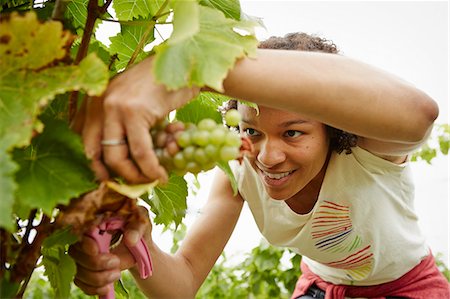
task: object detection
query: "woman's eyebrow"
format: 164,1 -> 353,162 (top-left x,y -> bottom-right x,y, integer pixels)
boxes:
279,120 -> 308,127
241,119 -> 256,125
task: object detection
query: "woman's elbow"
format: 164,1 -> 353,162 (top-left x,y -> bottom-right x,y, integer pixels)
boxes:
409,92 -> 439,142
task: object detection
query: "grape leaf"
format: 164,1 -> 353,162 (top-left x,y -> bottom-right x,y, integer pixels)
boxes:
146,174 -> 188,227
199,0 -> 241,20
0,11 -> 108,151
0,153 -> 18,231
65,0 -> 88,29
42,228 -> 78,299
153,1 -> 258,91
113,0 -> 168,21
175,92 -> 227,124
0,12 -> 107,229
0,11 -> 72,71
109,19 -> 155,69
12,118 -> 97,217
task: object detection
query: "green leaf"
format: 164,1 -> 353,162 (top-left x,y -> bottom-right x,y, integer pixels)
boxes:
0,278 -> 20,299
65,0 -> 88,29
0,153 -> 18,231
42,228 -> 79,299
169,0 -> 200,44
12,118 -> 97,216
199,0 -> 241,20
153,3 -> 258,91
109,19 -> 155,69
146,174 -> 188,227
113,0 -> 168,21
217,161 -> 238,195
175,92 -> 228,124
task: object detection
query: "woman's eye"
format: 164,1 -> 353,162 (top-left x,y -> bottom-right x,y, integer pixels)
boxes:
244,128 -> 259,136
285,130 -> 302,138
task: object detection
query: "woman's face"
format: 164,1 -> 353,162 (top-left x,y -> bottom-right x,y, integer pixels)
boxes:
238,104 -> 329,201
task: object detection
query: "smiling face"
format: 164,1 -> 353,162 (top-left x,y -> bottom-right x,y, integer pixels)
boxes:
238,104 -> 330,201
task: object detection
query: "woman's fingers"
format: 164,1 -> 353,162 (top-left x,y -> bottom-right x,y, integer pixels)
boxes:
123,206 -> 152,247
82,97 -> 110,181
69,236 -> 123,295
125,117 -> 168,184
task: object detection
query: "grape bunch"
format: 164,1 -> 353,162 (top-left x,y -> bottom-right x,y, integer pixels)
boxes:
152,109 -> 242,175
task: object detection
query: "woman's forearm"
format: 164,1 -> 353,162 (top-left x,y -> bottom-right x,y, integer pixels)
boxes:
130,242 -> 197,299
222,49 -> 438,143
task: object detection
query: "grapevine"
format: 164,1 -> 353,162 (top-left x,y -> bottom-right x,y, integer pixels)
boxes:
0,0 -> 259,297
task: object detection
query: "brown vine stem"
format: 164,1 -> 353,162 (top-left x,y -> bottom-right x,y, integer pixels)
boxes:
126,0 -> 170,68
11,215 -> 51,298
68,0 -> 113,122
51,0 -> 68,22
22,209 -> 37,244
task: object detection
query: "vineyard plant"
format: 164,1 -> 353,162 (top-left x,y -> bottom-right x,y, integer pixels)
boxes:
1,1 -> 449,299
0,0 -> 259,297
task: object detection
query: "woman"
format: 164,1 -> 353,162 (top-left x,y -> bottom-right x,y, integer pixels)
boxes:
70,33 -> 449,298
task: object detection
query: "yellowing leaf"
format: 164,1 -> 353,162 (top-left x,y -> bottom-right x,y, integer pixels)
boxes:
0,11 -> 72,71
106,180 -> 159,199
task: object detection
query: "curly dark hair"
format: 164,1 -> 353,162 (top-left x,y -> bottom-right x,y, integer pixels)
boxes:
225,32 -> 357,154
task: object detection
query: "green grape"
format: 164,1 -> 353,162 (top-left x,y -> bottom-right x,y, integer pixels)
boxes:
192,130 -> 210,146
209,127 -> 226,146
204,144 -> 219,158
186,161 -> 201,174
220,146 -> 239,161
183,146 -> 196,161
198,118 -> 217,131
176,131 -> 191,148
224,109 -> 241,127
173,152 -> 187,169
224,131 -> 242,147
194,148 -> 210,165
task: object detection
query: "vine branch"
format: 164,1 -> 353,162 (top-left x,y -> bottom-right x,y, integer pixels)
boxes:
51,0 -> 68,22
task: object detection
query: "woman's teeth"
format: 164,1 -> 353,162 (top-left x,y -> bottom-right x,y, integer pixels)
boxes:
262,170 -> 292,179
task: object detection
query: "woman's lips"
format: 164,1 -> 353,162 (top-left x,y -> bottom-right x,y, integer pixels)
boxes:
258,169 -> 295,187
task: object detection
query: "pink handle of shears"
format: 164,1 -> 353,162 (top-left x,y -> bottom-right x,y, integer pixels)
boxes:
86,218 -> 153,299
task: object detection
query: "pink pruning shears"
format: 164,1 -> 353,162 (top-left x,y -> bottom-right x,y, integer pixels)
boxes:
86,217 -> 153,299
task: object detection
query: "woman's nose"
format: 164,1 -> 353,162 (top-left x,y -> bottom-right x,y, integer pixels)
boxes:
256,140 -> 286,168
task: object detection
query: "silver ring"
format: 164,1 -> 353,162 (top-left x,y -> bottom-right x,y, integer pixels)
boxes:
101,139 -> 127,146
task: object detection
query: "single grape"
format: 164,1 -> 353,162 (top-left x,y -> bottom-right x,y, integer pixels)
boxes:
219,146 -> 239,161
209,127 -> 226,146
224,131 -> 242,147
173,152 -> 187,170
194,148 -> 210,165
183,146 -> 196,161
176,131 -> 191,148
224,109 -> 241,127
186,161 -> 201,174
197,118 -> 217,131
192,130 -> 210,146
204,144 -> 219,158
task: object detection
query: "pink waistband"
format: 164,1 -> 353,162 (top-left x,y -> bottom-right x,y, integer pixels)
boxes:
291,253 -> 450,299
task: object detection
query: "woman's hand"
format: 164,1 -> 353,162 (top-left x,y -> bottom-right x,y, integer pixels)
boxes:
69,206 -> 153,296
81,57 -> 200,184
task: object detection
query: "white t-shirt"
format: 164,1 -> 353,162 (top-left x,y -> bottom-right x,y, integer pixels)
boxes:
232,146 -> 429,286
